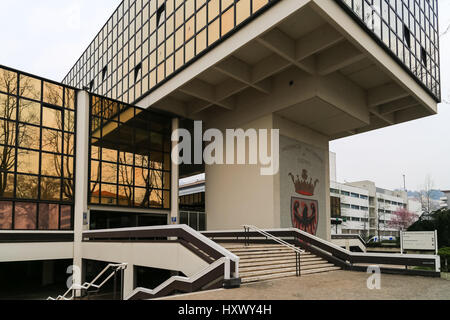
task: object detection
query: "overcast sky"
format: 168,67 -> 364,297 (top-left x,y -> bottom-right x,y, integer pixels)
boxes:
0,0 -> 448,192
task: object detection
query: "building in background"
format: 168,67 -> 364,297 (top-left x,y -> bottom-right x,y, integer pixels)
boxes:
179,174 -> 206,231
440,191 -> 450,210
329,153 -> 422,238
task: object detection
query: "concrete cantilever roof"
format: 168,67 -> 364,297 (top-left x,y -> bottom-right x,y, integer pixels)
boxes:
136,0 -> 438,141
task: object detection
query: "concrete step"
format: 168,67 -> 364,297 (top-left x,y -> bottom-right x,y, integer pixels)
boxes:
232,249 -> 304,256
301,266 -> 341,275
240,263 -> 336,278
241,266 -> 341,283
240,256 -> 323,267
229,246 -> 296,252
238,252 -> 308,261
240,260 -> 331,273
221,244 -> 287,250
242,271 -> 297,283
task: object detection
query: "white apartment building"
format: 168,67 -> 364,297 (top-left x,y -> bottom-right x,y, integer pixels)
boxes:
440,191 -> 450,210
329,153 -> 422,238
331,180 -> 420,238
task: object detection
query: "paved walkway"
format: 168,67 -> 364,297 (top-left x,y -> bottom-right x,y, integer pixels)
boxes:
164,271 -> 450,300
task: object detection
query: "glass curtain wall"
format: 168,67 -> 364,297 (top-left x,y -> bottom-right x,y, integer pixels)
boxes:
89,94 -> 171,210
63,0 -> 279,104
0,66 -> 76,230
337,0 -> 440,100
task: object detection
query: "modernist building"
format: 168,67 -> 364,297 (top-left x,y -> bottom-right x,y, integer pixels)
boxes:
330,180 -> 422,237
0,0 -> 442,299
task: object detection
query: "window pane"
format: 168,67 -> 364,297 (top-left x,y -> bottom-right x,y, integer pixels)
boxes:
19,99 -> 40,125
0,93 -> 16,120
20,75 -> 41,101
42,128 -> 62,153
0,171 -> 14,198
101,183 -> 117,205
0,120 -> 15,146
14,202 -> 37,230
43,82 -> 64,107
17,150 -> 39,174
16,174 -> 38,199
42,107 -> 62,129
40,177 -> 61,201
18,124 -> 40,150
64,110 -> 75,132
60,205 -> 72,230
65,88 -> 76,110
0,201 -> 12,229
41,153 -> 61,177
62,179 -> 74,201
0,68 -> 17,95
39,203 -> 59,230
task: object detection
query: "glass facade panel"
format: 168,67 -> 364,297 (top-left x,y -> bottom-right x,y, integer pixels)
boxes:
38,203 -> 59,230
89,94 -> 171,210
14,202 -> 37,230
0,201 -> 13,229
62,0 -> 279,104
0,66 -> 76,230
336,0 -> 440,100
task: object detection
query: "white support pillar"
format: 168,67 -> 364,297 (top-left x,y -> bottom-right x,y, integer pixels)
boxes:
73,90 -> 90,296
171,118 -> 180,225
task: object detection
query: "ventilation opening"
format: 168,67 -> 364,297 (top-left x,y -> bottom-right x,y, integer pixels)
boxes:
102,66 -> 108,81
403,24 -> 411,48
156,3 -> 166,26
134,63 -> 142,82
89,80 -> 94,91
420,46 -> 427,67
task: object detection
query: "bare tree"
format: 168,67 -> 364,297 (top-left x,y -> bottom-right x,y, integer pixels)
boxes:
419,175 -> 437,216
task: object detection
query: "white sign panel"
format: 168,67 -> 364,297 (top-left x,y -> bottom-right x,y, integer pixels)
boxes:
402,231 -> 437,251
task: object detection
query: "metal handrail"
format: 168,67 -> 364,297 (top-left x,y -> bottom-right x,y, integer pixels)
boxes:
243,225 -> 305,277
243,225 -> 305,254
47,263 -> 128,301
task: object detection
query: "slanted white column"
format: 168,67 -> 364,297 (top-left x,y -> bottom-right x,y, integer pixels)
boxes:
73,90 -> 90,296
171,118 -> 180,225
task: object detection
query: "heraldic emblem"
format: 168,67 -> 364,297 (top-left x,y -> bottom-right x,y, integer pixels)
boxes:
289,169 -> 319,235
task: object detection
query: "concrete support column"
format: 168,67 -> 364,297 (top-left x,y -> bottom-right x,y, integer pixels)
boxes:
171,118 -> 180,225
73,90 -> 90,296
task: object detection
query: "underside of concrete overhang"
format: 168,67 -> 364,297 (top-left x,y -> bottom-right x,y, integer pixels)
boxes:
138,0 -> 438,141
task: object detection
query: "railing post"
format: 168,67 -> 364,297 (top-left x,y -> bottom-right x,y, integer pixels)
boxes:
299,250 -> 301,277
113,269 -> 118,300
120,267 -> 125,300
224,257 -> 231,280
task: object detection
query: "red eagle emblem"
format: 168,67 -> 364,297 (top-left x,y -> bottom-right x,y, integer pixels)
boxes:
291,197 -> 319,235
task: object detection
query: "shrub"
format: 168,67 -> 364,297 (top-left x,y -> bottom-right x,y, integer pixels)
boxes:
439,247 -> 450,272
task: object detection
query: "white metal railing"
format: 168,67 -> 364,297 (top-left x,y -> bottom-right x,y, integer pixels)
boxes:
47,263 -> 128,301
125,257 -> 230,300
242,225 -> 305,255
83,224 -> 240,278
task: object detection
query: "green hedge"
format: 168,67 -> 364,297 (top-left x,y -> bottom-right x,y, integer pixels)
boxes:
439,247 -> 450,272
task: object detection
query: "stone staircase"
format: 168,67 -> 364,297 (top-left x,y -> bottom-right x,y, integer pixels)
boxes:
221,243 -> 341,283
